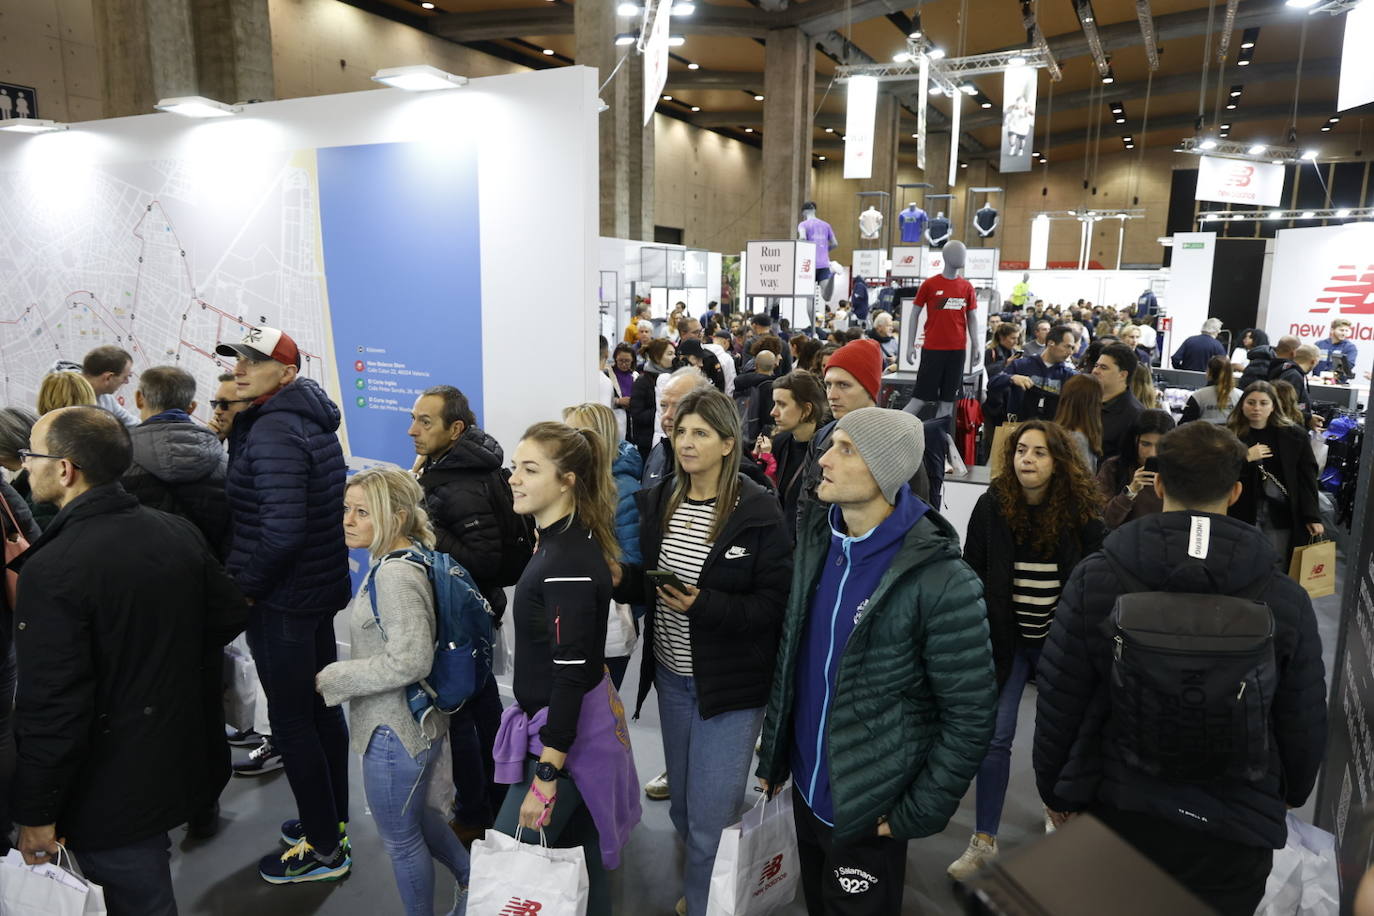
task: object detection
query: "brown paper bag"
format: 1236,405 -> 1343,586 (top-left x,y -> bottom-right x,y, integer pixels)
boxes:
988,418 -> 1021,480
1288,538 -> 1336,599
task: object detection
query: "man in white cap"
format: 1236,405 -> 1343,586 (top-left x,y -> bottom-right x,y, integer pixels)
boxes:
756,407 -> 994,915
213,327 -> 353,885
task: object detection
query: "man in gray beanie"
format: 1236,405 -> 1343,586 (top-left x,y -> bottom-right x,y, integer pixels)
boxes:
755,406 -> 995,915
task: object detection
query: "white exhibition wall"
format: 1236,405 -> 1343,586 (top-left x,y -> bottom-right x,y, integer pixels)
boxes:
991,269 -> 1162,313
1264,222 -> 1374,380
0,67 -> 600,465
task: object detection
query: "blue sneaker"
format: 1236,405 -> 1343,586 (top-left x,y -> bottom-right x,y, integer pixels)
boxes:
259,839 -> 350,884
280,819 -> 350,851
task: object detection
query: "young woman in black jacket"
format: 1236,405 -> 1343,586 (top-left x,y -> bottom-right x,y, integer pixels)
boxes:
763,370 -> 829,540
629,338 -> 675,461
614,387 -> 791,916
1225,381 -> 1323,567
950,420 -> 1106,880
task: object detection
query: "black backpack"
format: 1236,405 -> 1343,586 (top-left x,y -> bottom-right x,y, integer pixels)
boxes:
1102,553 -> 1277,784
489,467 -> 535,587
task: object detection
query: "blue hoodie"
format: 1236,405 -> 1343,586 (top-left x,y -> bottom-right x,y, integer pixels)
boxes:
791,485 -> 930,824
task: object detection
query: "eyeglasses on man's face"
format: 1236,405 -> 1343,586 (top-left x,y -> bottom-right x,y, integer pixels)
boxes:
18,449 -> 79,468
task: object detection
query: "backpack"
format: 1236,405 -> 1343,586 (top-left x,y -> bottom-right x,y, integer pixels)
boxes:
734,383 -> 766,443
366,547 -> 496,728
490,467 -> 535,587
1102,552 -> 1277,784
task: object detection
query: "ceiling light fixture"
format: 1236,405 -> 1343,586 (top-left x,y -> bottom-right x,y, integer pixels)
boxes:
667,34 -> 685,47
893,51 -> 912,63
0,118 -> 67,133
960,83 -> 978,95
1102,67 -> 1115,84
542,48 -> 555,55
1302,149 -> 1319,160
616,2 -> 641,14
825,127 -> 834,132
1248,143 -> 1266,154
1125,143 -> 1135,148
818,155 -> 827,160
1337,208 -> 1352,217
662,94 -> 672,100
753,94 -> 764,101
1226,102 -> 1237,110
614,32 -> 636,45
1240,27 -> 1259,48
1230,86 -> 1243,97
1329,116 -> 1341,123
927,47 -> 945,60
154,95 -> 244,116
1200,138 -> 1218,150
690,105 -> 700,111
687,62 -> 700,70
1301,210 -> 1315,218
1009,55 -> 1027,66
1269,210 -> 1282,218
671,2 -> 695,14
909,12 -> 922,38
1321,125 -> 1332,131
420,1 -> 435,9
929,85 -> 944,96
982,101 -> 993,109
1116,117 -> 1126,123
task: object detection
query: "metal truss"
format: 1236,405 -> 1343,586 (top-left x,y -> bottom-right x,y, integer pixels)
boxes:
1199,207 -> 1374,222
1033,208 -> 1149,221
835,46 -> 1058,97
1176,137 -> 1307,161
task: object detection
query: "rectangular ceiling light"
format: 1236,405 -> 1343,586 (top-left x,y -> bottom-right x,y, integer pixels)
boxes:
154,96 -> 241,118
0,118 -> 67,133
371,65 -> 468,91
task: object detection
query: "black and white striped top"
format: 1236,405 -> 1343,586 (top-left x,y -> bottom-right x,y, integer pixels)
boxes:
1011,558 -> 1062,642
654,497 -> 718,676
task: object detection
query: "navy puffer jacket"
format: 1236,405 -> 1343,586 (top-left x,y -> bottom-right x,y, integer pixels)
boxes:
1032,511 -> 1327,849
225,379 -> 350,614
612,439 -> 642,567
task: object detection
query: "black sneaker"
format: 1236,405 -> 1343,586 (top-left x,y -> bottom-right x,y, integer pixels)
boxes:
226,726 -> 263,748
280,819 -> 350,852
233,738 -> 284,777
259,839 -> 350,885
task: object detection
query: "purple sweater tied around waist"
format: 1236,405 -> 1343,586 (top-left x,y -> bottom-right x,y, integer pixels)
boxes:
493,673 -> 642,869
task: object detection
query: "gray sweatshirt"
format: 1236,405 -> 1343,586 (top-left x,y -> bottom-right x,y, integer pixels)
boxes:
316,556 -> 446,757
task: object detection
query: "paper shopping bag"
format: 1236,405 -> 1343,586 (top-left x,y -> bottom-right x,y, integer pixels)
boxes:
467,828 -> 589,916
604,601 -> 638,659
1254,813 -> 1338,916
0,847 -> 105,916
1288,538 -> 1336,599
988,419 -> 1021,480
222,647 -> 257,733
705,791 -> 799,916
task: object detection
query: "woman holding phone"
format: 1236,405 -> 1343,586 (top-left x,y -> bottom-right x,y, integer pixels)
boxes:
1095,410 -> 1176,530
614,387 -> 790,916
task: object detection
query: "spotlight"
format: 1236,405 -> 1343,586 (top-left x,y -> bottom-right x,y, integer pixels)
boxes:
616,2 -> 642,13
1009,55 -> 1027,66
1248,144 -> 1266,155
753,94 -> 764,101
687,62 -> 700,69
981,101 -> 992,109
1226,102 -> 1237,110
929,85 -> 944,96
690,105 -> 700,111
1302,149 -> 1319,160
1116,117 -> 1126,123
662,94 -> 672,100
824,127 -> 834,133
1102,67 -> 1115,84
667,35 -> 685,46
671,2 -> 695,14
744,127 -> 753,133
1200,138 -> 1218,150
1125,143 -> 1135,149
1240,28 -> 1259,49
893,52 -> 912,63
960,83 -> 978,95
420,1 -> 435,8
1301,210 -> 1315,218
614,32 -> 636,45
1220,123 -> 1231,130
542,48 -> 556,56
1337,208 -> 1352,217
1230,86 -> 1242,97
1329,116 -> 1341,123
912,133 -> 918,138
154,94 -> 244,115
818,155 -> 827,160
1321,125 -> 1332,131
927,47 -> 945,60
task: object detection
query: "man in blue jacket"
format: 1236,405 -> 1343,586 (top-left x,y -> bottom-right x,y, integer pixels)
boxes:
1170,318 -> 1228,371
986,323 -> 1078,421
216,327 -> 352,885
1033,422 -> 1327,915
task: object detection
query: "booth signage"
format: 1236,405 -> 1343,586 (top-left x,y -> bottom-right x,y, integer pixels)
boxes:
891,246 -> 924,279
999,67 -> 1036,174
853,248 -> 885,279
643,0 -> 672,125
744,240 -> 816,297
947,92 -> 962,189
918,247 -> 998,280
1339,0 -> 1374,111
844,76 -> 879,181
916,57 -> 929,171
1264,223 -> 1374,381
1194,156 -> 1285,208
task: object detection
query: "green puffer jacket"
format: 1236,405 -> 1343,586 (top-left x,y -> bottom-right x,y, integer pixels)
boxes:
756,500 -> 996,845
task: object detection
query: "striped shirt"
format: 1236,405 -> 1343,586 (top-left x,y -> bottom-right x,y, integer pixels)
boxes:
653,497 -> 717,676
1011,557 -> 1062,642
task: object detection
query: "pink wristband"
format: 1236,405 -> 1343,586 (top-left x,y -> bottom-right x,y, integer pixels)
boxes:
530,782 -> 557,807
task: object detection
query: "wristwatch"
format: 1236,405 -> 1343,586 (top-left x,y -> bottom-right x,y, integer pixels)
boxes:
534,761 -> 561,783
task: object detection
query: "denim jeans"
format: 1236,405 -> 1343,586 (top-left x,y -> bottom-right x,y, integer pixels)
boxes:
363,726 -> 471,916
974,644 -> 1041,836
448,675 -> 504,829
75,832 -> 175,916
656,667 -> 765,916
245,603 -> 350,851
494,758 -> 609,915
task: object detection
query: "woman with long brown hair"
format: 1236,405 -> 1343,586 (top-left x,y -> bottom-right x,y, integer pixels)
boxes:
1052,374 -> 1104,473
1181,355 -> 1240,424
949,420 -> 1105,880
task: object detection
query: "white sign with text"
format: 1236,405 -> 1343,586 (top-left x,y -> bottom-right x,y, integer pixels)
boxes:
891,246 -> 924,279
1195,156 -> 1285,208
643,0 -> 672,125
853,248 -> 885,279
844,76 -> 879,180
1265,223 -> 1374,381
744,240 -> 817,297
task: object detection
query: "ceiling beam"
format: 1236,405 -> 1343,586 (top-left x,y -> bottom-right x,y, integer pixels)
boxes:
694,109 -> 846,129
777,0 -> 919,35
663,69 -> 827,93
1034,101 -> 1337,150
428,2 -> 773,42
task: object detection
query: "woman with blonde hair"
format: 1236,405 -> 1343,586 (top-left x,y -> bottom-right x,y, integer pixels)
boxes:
315,467 -> 470,915
36,372 -> 96,415
1130,364 -> 1160,410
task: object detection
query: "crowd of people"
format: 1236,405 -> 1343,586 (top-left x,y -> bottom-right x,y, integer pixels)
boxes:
0,296 -> 1339,916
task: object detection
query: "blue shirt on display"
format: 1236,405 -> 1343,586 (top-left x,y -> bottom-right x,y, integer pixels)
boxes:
898,207 -> 928,244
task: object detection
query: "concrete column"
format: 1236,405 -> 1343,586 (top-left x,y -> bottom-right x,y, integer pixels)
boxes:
576,0 -> 653,240
191,0 -> 274,105
95,0 -> 198,118
761,27 -> 814,239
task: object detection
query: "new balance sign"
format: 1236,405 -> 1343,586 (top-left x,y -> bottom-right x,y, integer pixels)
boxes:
754,853 -> 790,898
1195,156 -> 1285,207
499,899 -> 543,915
1265,223 -> 1374,381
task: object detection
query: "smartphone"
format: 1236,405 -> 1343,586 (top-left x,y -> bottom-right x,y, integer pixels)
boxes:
1143,457 -> 1159,473
647,570 -> 689,593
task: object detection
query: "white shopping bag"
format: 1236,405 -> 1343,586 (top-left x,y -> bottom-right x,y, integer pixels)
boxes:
467,827 -> 589,916
705,790 -> 800,916
604,601 -> 638,659
1254,813 -> 1339,916
222,646 -> 257,733
0,847 -> 106,916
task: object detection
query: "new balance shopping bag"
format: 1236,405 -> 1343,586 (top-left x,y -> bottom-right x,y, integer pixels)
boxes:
988,418 -> 1020,480
705,791 -> 799,916
1254,813 -> 1338,916
0,847 -> 106,916
1288,538 -> 1336,599
467,827 -> 589,916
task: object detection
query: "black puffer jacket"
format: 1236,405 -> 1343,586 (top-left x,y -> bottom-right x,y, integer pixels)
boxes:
123,412 -> 230,557
1237,345 -> 1278,391
1032,512 -> 1327,849
618,475 -> 791,719
629,364 -> 666,460
963,490 -> 1106,689
416,426 -> 509,617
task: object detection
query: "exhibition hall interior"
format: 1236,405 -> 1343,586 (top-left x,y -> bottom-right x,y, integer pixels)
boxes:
0,0 -> 1372,913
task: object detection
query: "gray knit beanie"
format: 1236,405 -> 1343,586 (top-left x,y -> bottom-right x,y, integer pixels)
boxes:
834,407 -> 925,505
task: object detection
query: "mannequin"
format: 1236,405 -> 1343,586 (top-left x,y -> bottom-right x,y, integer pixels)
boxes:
798,202 -> 838,301
926,211 -> 951,249
858,205 -> 884,240
1136,287 -> 1158,320
974,203 -> 1000,239
1010,271 -> 1031,308
904,240 -> 977,420
898,203 -> 928,244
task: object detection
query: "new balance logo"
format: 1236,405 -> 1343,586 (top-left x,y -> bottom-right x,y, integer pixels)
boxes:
1312,265 -> 1374,316
499,899 -> 543,916
760,855 -> 784,882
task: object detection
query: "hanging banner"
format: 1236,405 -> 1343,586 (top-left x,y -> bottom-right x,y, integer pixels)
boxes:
1195,155 -> 1286,208
844,76 -> 879,180
1339,0 -> 1374,111
1029,214 -> 1050,270
643,0 -> 671,125
947,91 -> 961,189
916,57 -> 929,171
1000,66 -> 1037,173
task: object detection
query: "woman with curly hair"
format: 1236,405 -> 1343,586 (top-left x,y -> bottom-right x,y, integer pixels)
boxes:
948,420 -> 1106,880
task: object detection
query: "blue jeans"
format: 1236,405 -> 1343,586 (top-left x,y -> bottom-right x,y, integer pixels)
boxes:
246,604 -> 350,851
656,668 -> 765,916
75,833 -> 175,916
363,726 -> 471,916
974,644 -> 1041,836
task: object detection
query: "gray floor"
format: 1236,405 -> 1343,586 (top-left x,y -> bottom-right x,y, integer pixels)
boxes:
170,553 -> 1346,915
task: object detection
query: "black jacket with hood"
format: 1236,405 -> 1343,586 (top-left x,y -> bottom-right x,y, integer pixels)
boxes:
1032,512 -> 1327,849
123,411 -> 230,557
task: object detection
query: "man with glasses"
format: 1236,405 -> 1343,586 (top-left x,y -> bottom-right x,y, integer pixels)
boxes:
208,372 -> 253,441
214,326 -> 352,885
12,406 -> 246,916
987,323 -> 1080,422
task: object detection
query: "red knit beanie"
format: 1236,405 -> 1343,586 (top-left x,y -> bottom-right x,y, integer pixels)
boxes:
825,338 -> 884,402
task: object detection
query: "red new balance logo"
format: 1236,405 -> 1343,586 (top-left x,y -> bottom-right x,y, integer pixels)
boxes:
499,899 -> 543,915
1311,563 -> 1326,576
1224,165 -> 1254,188
1311,265 -> 1374,316
760,855 -> 784,883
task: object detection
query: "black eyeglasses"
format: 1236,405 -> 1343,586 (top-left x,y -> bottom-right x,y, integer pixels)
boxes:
209,398 -> 254,410
18,449 -> 79,468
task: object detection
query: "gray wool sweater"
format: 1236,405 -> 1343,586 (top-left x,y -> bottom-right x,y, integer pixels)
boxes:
316,556 -> 446,757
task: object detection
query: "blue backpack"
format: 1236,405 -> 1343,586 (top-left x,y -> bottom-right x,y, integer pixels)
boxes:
365,547 -> 496,728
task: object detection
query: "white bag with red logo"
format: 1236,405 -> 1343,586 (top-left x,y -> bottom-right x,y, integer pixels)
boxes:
705,790 -> 799,916
467,827 -> 589,916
